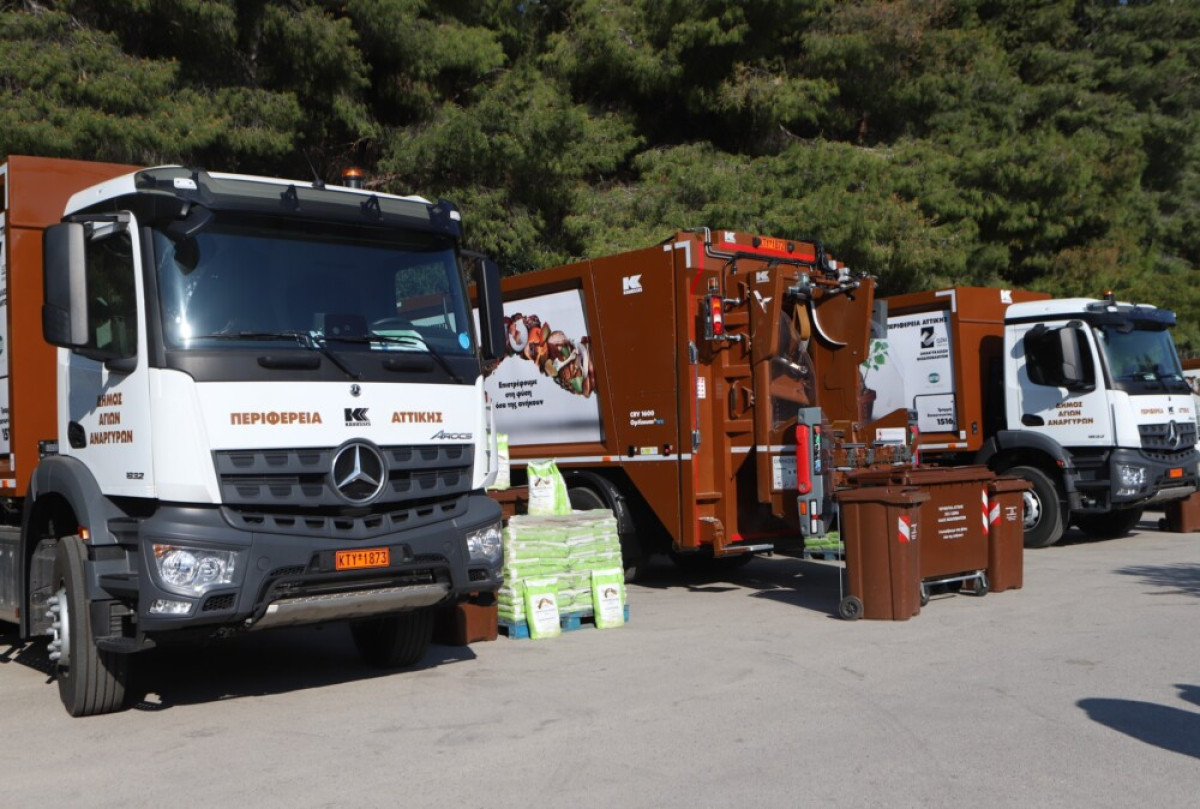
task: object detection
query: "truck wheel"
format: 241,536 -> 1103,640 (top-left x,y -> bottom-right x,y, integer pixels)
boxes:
351,607 -> 434,668
47,536 -> 129,717
568,484 -> 645,582
1008,465 -> 1064,548
1074,508 -> 1143,539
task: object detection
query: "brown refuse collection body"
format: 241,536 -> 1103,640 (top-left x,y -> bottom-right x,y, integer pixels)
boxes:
488,230 -> 894,574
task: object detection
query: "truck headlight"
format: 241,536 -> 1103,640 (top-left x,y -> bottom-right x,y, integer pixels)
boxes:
466,522 -> 503,564
1115,464 -> 1148,496
153,544 -> 238,596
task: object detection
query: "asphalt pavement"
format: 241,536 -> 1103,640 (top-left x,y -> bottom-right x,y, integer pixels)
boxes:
2,518 -> 1197,809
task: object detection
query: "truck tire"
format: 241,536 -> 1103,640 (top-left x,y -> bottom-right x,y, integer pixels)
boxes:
1008,465 -> 1065,548
350,607 -> 434,668
1074,508 -> 1143,539
568,483 -> 644,582
47,536 -> 130,717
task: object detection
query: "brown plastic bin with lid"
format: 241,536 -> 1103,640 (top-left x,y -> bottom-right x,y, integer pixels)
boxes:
1162,491 -> 1200,533
834,486 -> 928,621
986,477 -> 1031,592
847,465 -> 994,583
433,596 -> 499,645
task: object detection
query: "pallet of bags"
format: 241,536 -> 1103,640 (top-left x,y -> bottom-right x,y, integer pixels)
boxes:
498,510 -> 627,638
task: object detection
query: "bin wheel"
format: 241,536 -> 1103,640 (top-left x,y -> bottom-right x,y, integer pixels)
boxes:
838,595 -> 864,621
975,573 -> 989,597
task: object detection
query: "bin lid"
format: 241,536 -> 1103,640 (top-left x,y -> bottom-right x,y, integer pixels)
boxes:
846,464 -> 996,487
834,485 -> 931,506
988,476 -> 1033,494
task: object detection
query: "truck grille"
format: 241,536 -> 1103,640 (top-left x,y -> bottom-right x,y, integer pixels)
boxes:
222,494 -> 468,540
213,444 -> 474,508
1139,421 -> 1197,452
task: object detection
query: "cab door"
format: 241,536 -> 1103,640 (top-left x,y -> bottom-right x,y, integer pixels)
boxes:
1010,321 -> 1112,447
59,217 -> 155,497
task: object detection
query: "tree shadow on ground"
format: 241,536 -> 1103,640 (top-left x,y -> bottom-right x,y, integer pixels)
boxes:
1112,562 -> 1200,598
1078,691 -> 1200,760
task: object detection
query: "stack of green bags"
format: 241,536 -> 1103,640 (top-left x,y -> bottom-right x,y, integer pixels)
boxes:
803,529 -> 843,552
497,509 -> 623,627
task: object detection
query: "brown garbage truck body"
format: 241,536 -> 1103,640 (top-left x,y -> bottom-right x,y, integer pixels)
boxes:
488,229 -> 896,575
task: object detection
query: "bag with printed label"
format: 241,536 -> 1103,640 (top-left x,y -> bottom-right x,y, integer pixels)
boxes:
527,459 -> 570,515
590,568 -> 626,629
522,578 -> 562,639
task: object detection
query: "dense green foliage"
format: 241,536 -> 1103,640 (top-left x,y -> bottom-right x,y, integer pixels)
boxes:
2,0 -> 1197,349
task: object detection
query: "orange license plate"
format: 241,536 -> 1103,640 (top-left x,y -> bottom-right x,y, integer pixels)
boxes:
336,548 -> 390,571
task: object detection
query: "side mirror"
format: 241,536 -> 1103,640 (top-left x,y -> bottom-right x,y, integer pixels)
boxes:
42,223 -> 90,348
473,257 -> 506,364
1056,324 -> 1093,392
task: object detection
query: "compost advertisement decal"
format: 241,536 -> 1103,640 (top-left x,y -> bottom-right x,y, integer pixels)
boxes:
862,310 -> 958,433
486,289 -> 603,445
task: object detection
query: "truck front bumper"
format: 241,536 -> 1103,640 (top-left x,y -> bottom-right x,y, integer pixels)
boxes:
1073,446 -> 1199,511
124,492 -> 503,635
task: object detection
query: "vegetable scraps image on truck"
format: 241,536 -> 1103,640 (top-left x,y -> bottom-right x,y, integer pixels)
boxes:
502,310 -> 596,398
488,289 -> 602,446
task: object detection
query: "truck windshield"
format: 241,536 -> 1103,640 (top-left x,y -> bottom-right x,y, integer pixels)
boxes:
153,218 -> 475,356
1095,324 -> 1190,395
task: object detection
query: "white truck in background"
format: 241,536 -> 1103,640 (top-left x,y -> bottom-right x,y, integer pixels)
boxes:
866,287 -> 1199,547
0,155 -> 507,715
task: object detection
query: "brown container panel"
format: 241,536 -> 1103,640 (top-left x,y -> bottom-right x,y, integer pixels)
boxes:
433,599 -> 499,646
882,287 -> 1051,455
1163,491 -> 1200,533
5,155 -> 138,228
987,477 -> 1031,591
836,486 -> 928,621
3,157 -> 138,495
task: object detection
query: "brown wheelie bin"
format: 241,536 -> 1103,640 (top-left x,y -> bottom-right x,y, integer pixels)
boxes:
986,477 -> 1031,592
834,486 -> 928,621
848,466 -> 994,594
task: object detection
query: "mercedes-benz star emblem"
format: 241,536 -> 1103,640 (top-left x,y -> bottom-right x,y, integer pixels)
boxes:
331,441 -> 387,504
350,384 -> 362,397
1166,420 -> 1180,450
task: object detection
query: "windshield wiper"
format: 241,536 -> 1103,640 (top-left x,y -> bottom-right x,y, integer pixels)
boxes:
327,331 -> 463,383
188,330 -> 362,379
186,330 -> 312,342
328,332 -> 425,347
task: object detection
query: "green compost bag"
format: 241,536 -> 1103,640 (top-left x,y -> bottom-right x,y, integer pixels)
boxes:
522,577 -> 562,639
590,568 -> 626,629
527,459 -> 570,516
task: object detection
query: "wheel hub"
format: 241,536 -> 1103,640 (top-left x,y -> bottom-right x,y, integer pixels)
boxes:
1022,490 -> 1042,531
45,585 -> 71,668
